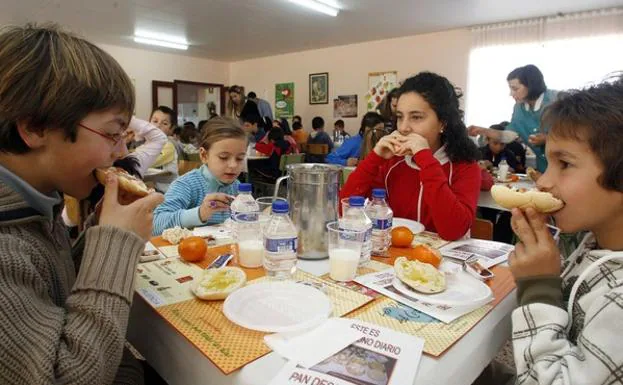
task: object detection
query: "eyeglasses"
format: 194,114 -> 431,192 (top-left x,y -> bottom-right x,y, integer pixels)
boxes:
78,123 -> 127,146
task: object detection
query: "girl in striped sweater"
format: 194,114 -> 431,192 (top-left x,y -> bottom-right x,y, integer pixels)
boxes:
153,117 -> 247,235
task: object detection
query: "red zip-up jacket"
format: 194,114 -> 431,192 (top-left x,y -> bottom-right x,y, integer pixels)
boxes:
340,148 -> 481,241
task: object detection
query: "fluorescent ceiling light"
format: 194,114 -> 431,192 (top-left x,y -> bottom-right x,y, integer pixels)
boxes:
133,30 -> 189,50
289,0 -> 339,17
315,0 -> 340,9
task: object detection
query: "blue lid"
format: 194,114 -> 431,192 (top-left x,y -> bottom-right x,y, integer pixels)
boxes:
372,189 -> 386,198
349,196 -> 365,207
238,183 -> 252,192
272,200 -> 289,213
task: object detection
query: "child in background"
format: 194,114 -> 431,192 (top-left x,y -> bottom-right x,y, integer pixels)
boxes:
291,121 -> 309,147
153,117 -> 247,235
254,127 -> 294,181
0,24 -> 163,384
510,78 -> 623,385
150,106 -> 180,192
332,119 -> 351,144
327,112 -> 384,167
306,116 -> 334,163
479,123 -> 522,173
278,118 -> 300,154
341,72 -> 481,241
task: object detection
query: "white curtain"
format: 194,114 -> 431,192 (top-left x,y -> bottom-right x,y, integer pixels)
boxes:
466,8 -> 623,127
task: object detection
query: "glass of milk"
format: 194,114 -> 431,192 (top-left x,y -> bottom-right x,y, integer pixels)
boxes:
326,221 -> 365,282
234,214 -> 264,268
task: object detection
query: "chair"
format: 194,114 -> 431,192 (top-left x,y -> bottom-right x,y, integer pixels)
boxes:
471,218 -> 494,240
177,160 -> 202,176
279,153 -> 305,173
341,167 -> 354,186
305,143 -> 329,163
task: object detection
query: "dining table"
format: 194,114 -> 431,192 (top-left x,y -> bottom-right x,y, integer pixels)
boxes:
127,231 -> 517,385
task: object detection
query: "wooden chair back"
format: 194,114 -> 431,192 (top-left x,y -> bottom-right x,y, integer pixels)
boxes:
306,143 -> 329,155
471,218 -> 494,240
177,160 -> 202,176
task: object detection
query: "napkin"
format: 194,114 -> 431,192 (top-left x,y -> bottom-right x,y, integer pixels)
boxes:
264,318 -> 362,368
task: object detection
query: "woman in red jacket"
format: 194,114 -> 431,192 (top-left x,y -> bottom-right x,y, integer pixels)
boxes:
341,72 -> 481,240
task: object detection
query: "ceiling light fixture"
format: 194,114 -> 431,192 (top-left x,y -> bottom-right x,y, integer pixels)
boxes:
133,31 -> 189,50
289,0 -> 339,17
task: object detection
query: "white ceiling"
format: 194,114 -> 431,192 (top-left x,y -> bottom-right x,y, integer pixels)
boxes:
2,0 -> 623,61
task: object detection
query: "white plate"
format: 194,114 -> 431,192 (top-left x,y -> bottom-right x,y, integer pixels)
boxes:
392,217 -> 425,235
223,281 -> 332,333
392,266 -> 492,308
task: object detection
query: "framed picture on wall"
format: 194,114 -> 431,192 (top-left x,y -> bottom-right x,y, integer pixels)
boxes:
309,72 -> 329,104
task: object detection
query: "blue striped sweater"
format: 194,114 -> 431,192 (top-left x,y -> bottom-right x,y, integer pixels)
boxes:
152,165 -> 239,235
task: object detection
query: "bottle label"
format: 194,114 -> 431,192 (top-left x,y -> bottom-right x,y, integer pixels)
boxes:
372,218 -> 392,230
231,211 -> 259,221
264,237 -> 298,253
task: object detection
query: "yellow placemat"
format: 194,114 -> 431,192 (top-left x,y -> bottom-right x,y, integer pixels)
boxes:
155,270 -> 375,374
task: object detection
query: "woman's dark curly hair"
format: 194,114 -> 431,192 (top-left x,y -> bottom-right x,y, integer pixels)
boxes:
396,72 -> 480,163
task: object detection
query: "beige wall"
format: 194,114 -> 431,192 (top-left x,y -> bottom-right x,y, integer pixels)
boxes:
230,28 -> 471,135
100,43 -> 229,120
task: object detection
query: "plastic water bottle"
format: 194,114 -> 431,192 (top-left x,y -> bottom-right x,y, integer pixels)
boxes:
230,183 -> 259,241
365,189 -> 393,257
498,157 -> 509,181
263,200 -> 298,279
230,183 -> 259,220
339,196 -> 372,265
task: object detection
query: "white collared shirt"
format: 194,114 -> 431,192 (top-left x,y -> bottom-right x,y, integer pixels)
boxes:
524,92 -> 545,112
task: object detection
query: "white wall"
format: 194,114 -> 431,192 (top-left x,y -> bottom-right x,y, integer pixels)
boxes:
229,28 -> 472,135
99,43 -> 229,120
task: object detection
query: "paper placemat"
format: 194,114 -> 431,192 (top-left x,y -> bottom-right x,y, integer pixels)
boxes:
136,241 -> 376,375
347,265 -> 515,356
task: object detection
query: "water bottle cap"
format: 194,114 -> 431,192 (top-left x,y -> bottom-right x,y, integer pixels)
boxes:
238,183 -> 252,192
372,189 -> 386,198
349,196 -> 365,207
272,200 -> 289,213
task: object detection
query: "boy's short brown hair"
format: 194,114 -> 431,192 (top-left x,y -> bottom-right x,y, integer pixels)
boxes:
0,24 -> 135,153
542,77 -> 623,192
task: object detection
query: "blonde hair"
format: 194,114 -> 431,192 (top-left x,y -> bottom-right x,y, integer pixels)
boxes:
226,85 -> 245,119
200,117 -> 247,151
0,24 -> 135,153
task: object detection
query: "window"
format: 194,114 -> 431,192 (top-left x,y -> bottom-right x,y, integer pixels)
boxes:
465,34 -> 623,127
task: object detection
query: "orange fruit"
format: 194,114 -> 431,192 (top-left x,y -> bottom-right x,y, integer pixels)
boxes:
178,236 -> 207,262
510,174 -> 519,182
391,226 -> 414,247
406,244 -> 442,268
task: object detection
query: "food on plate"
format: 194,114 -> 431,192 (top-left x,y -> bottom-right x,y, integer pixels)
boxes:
394,257 -> 446,294
162,226 -> 194,244
345,357 -> 366,376
491,185 -> 564,213
391,226 -> 414,247
95,167 -> 152,197
178,236 -> 207,262
192,267 -> 246,300
510,174 -> 520,182
405,244 -> 443,268
527,167 -> 540,182
367,361 -> 387,381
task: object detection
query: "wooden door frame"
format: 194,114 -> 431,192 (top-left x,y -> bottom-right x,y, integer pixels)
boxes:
173,80 -> 226,116
151,81 -> 175,112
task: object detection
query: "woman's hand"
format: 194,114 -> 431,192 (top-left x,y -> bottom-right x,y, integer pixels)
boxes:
199,193 -> 234,222
373,132 -> 403,159
528,133 -> 546,146
467,125 -> 483,137
509,208 -> 561,279
394,133 -> 430,156
346,157 -> 359,167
